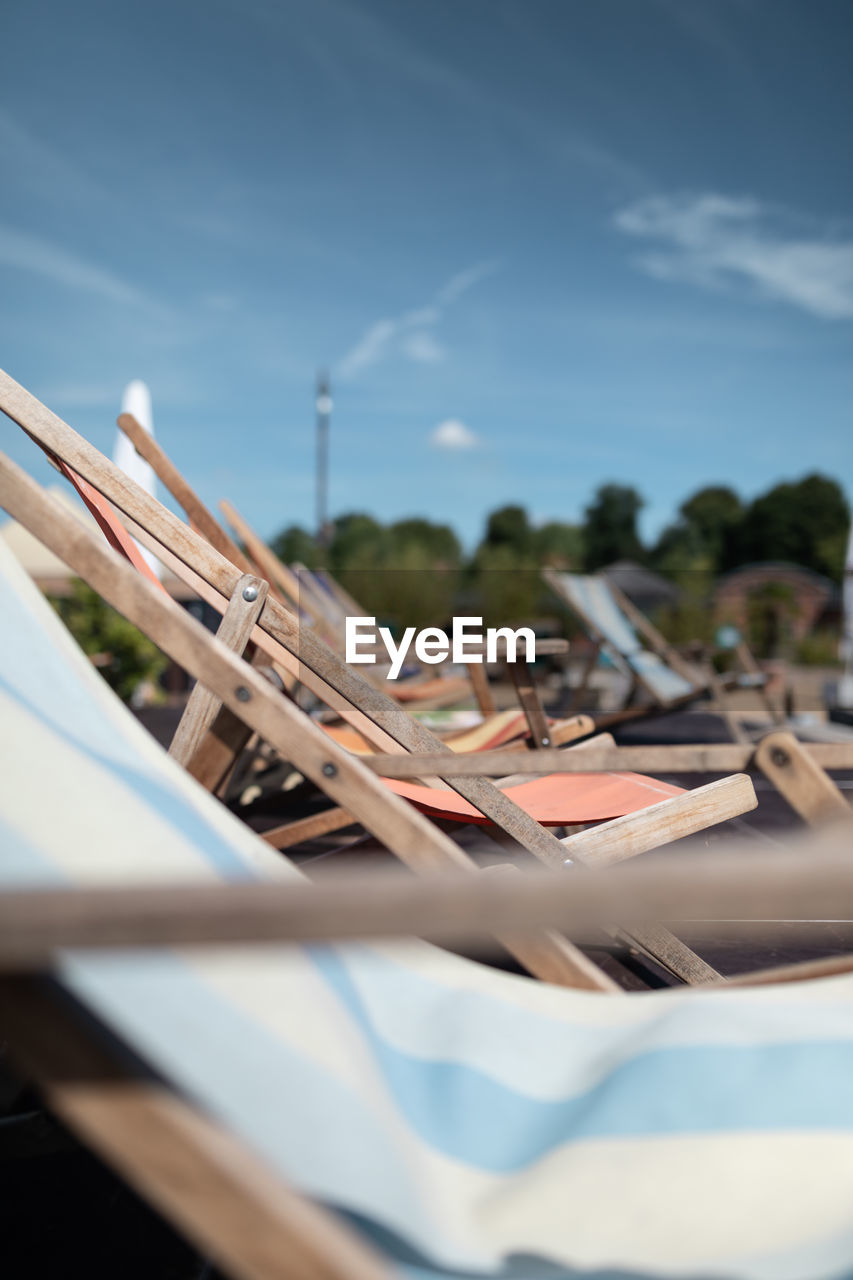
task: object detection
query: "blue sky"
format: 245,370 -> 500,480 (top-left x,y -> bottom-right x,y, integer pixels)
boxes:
1,0 -> 852,550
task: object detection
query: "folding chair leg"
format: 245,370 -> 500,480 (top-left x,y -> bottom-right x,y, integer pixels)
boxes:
568,640 -> 601,714
754,731 -> 853,826
0,977 -> 389,1280
509,657 -> 552,747
706,667 -> 750,744
170,574 -> 269,767
466,660 -> 497,717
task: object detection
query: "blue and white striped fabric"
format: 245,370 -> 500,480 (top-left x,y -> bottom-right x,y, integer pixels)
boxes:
551,574 -> 696,705
4,538 -> 853,1280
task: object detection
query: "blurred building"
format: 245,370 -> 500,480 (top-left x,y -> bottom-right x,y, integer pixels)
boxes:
714,562 -> 840,656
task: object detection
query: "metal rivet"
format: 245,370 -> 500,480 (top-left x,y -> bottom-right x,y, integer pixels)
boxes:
770,747 -> 789,767
322,762 -> 338,778
235,686 -> 251,703
242,584 -> 259,602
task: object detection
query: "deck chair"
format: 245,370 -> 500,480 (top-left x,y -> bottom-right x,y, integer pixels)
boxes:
116,407 -> 563,733
49,453 -> 685,831
545,568 -> 782,740
0,369 -> 761,987
7,537 -> 853,1280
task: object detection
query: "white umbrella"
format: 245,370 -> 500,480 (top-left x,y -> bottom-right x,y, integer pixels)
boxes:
113,381 -> 162,579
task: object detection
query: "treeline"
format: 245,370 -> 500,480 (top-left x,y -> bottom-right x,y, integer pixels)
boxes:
271,473 -> 849,629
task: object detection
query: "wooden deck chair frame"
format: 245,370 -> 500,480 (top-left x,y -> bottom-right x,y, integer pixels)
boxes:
1,370 -> 759,987
118,407 -> 549,725
544,567 -> 783,741
0,443 -> 754,989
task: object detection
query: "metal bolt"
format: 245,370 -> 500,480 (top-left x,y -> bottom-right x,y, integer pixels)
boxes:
322,762 -> 338,778
541,737 -> 551,747
235,686 -> 251,703
242,584 -> 259,602
770,747 -> 789,768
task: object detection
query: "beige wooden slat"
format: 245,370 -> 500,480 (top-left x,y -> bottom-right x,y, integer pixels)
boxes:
169,573 -> 269,767
0,976 -> 389,1280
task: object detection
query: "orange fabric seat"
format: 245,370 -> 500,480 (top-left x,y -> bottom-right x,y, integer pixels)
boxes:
381,771 -> 684,825
389,675 -> 471,703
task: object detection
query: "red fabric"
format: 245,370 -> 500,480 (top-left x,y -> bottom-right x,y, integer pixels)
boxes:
55,459 -> 165,591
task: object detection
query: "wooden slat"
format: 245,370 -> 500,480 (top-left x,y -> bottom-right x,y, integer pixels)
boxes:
3,832 -> 853,962
186,705 -> 255,794
362,741 -> 853,776
466,660 -> 497,717
754,730 -> 853,826
0,451 -> 607,992
722,954 -> 853,988
560,775 -> 757,869
509,658 -> 552,748
219,498 -> 333,637
169,574 -> 269,767
262,807 -> 356,849
0,977 -> 388,1280
557,776 -> 757,986
117,412 -> 254,573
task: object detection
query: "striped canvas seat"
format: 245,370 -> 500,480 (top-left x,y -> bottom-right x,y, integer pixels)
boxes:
550,574 -> 697,704
4,537 -> 853,1280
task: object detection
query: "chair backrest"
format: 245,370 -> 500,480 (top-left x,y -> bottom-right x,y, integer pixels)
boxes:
550,571 -> 698,703
4,537 -> 853,1280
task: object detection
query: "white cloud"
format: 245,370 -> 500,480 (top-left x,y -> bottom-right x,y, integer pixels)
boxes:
402,331 -> 444,363
338,319 -> 397,376
614,193 -> 853,320
430,419 -> 480,450
0,221 -> 148,307
337,259 -> 500,378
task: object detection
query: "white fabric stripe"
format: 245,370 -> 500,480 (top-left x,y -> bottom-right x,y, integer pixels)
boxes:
293,947 -> 853,1101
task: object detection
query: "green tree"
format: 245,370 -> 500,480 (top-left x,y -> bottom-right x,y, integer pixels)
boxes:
582,484 -> 645,570
269,524 -> 320,569
328,513 -> 388,573
387,518 -> 461,568
51,580 -> 167,703
482,505 -> 533,556
534,521 -> 584,568
653,486 -> 743,577
727,474 -> 849,578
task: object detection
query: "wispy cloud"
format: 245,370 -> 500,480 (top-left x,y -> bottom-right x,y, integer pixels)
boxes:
614,194 -> 853,320
0,108 -> 106,205
430,419 -> 480,450
0,222 -> 150,308
338,259 -> 500,378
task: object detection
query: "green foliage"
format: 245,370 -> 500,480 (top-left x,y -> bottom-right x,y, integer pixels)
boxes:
483,505 -> 533,556
467,544 -> 541,626
582,484 -> 644,570
724,474 -> 849,579
269,524 -> 320,569
533,521 -> 584,568
653,486 -> 743,576
796,628 -> 843,667
263,470 -> 849,641
328,512 -> 388,573
387,518 -> 462,568
51,581 -> 167,703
